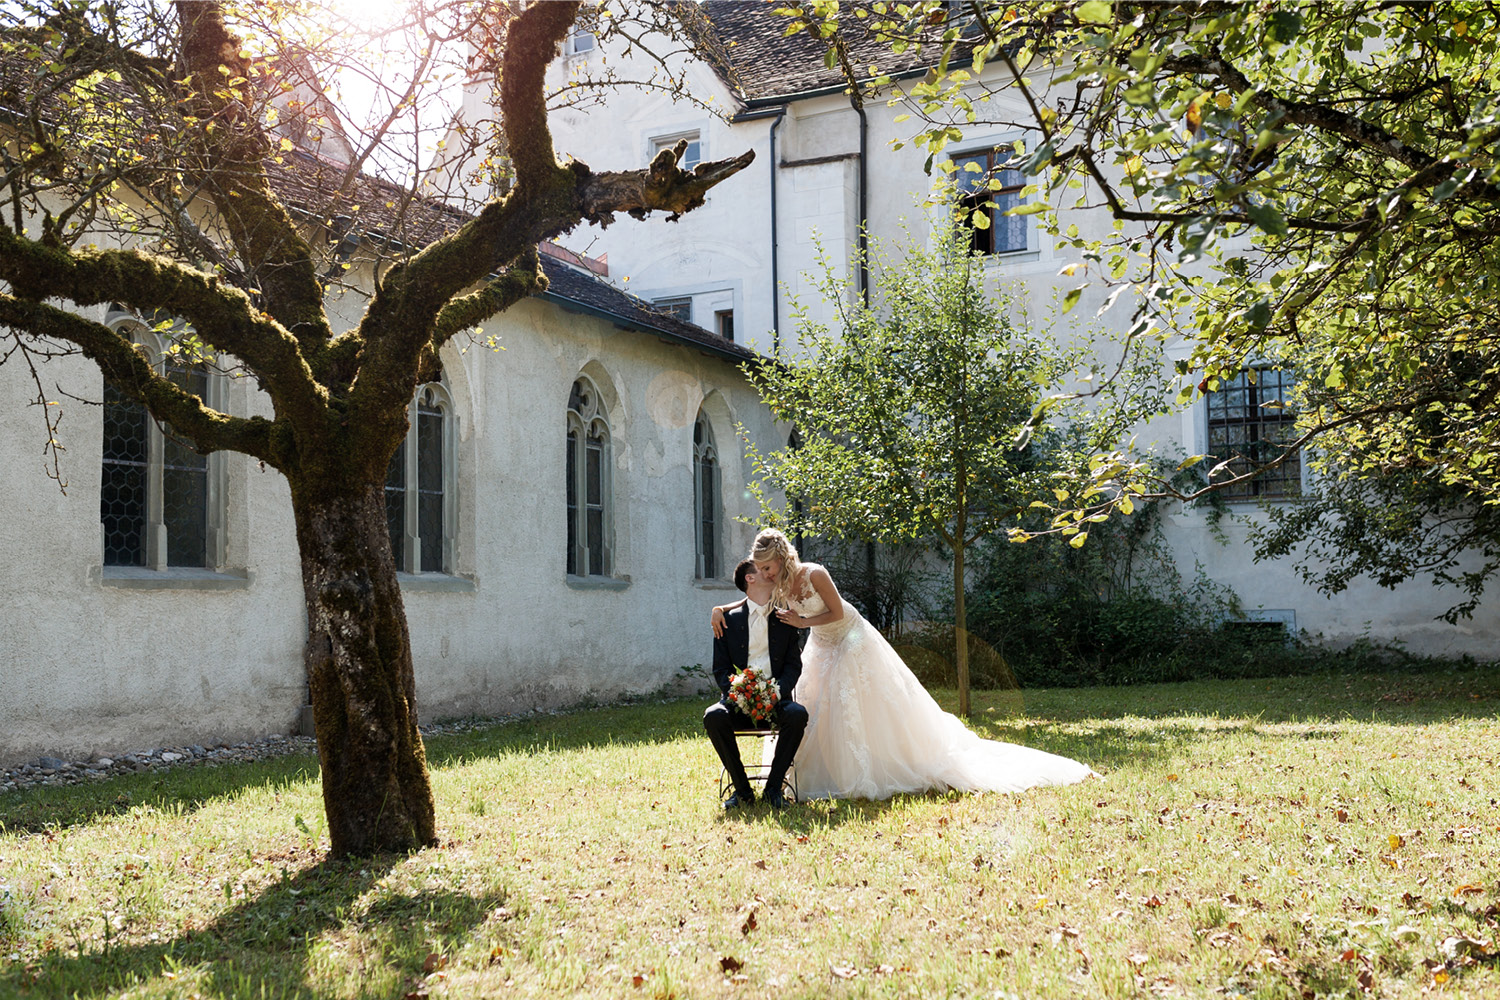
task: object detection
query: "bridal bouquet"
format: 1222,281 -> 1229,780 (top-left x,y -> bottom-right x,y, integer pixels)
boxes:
727,667 -> 780,723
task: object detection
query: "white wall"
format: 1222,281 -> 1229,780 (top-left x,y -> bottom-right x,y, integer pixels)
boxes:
0,277 -> 780,764
522,29 -> 1500,657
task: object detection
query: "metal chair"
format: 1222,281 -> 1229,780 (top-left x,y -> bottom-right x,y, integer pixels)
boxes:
717,728 -> 798,803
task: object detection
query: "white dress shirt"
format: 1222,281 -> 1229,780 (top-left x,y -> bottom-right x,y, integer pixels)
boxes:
744,597 -> 772,674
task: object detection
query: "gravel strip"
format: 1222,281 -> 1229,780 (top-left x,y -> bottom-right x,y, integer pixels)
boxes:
0,716 -> 535,796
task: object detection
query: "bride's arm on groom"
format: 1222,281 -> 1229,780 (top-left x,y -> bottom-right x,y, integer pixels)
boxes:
709,599 -> 745,639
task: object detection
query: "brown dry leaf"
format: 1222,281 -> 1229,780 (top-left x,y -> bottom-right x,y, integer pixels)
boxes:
1357,968 -> 1374,990
1453,883 -> 1485,897
403,991 -> 428,1000
1145,895 -> 1164,908
831,964 -> 859,979
1340,948 -> 1359,963
753,859 -> 767,870
739,904 -> 759,936
719,955 -> 744,974
1337,809 -> 1350,822
1166,774 -> 1179,782
487,945 -> 506,964
1402,892 -> 1423,909
422,953 -> 447,974
631,974 -> 645,988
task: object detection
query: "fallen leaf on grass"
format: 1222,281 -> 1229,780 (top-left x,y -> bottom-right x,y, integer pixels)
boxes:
631,973 -> 646,988
719,955 -> 743,974
753,859 -> 767,870
1453,884 -> 1485,897
738,903 -> 759,936
1389,834 -> 1406,850
831,964 -> 859,979
1440,935 -> 1493,960
422,953 -> 447,974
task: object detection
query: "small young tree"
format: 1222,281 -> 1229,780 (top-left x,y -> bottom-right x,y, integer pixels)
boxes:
747,222 -> 1139,717
0,0 -> 751,856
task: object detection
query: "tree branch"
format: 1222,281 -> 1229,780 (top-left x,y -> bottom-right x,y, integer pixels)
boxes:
0,227 -> 326,429
0,294 -> 279,464
432,248 -> 546,347
174,0 -> 333,347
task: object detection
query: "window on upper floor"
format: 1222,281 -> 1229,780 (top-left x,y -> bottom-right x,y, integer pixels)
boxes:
566,375 -> 612,577
1206,366 -> 1302,500
100,310 -> 223,570
953,147 -> 1028,255
385,383 -> 454,574
714,309 -> 734,341
652,132 -> 701,173
654,296 -> 692,324
565,27 -> 596,57
693,412 -> 720,579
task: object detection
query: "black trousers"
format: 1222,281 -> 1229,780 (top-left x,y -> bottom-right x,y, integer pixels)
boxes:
704,697 -> 808,800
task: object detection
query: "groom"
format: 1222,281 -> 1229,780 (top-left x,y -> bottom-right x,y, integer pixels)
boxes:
703,559 -> 809,809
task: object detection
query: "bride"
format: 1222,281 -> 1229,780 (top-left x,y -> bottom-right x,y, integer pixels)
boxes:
712,528 -> 1097,801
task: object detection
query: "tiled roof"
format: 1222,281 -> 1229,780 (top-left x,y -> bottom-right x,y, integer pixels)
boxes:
701,0 -> 964,104
538,255 -> 759,366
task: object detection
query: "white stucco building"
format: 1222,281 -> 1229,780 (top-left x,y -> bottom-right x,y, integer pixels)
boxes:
437,3 -> 1500,658
0,116 -> 783,765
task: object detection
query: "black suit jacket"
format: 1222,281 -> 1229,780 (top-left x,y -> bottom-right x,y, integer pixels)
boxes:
713,600 -> 804,703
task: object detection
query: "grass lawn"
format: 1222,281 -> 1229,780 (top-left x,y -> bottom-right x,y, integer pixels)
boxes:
2,669 -> 1497,999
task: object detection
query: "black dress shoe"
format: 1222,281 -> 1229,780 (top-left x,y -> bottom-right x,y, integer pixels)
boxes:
763,788 -> 787,809
724,791 -> 756,810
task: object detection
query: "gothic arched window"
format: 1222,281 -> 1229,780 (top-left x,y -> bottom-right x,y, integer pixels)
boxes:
566,376 -> 611,576
100,310 -> 221,569
385,383 -> 453,573
693,411 -> 720,579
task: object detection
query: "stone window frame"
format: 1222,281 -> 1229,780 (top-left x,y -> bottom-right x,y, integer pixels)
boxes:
566,374 -> 614,579
99,306 -> 228,576
692,410 -> 721,580
385,381 -> 458,576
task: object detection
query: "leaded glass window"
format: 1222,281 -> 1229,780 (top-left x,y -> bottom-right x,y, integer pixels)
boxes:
1207,367 -> 1302,499
566,376 -> 611,576
385,383 -> 451,573
101,378 -> 149,566
693,412 -> 719,579
99,316 -> 215,569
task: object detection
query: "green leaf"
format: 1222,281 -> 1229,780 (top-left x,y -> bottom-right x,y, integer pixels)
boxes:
1077,1 -> 1112,24
1244,200 -> 1288,237
1069,532 -> 1089,548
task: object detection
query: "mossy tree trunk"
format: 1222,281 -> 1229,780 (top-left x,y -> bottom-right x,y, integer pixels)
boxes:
0,0 -> 753,856
292,475 -> 434,854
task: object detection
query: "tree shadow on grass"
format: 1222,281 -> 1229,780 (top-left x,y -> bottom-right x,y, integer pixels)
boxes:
5,851 -> 506,1000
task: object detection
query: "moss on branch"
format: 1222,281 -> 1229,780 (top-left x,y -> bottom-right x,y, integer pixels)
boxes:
0,227 -> 326,429
0,293 -> 279,464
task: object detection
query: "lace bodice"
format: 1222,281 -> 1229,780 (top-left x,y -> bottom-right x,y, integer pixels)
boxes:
786,565 -> 859,643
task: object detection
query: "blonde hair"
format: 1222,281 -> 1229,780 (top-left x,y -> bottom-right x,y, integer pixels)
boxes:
750,528 -> 803,610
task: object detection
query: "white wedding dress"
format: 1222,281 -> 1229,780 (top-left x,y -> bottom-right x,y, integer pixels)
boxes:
783,568 -> 1097,800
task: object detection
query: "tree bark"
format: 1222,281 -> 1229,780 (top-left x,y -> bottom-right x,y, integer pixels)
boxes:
954,495 -> 970,719
291,475 -> 435,856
